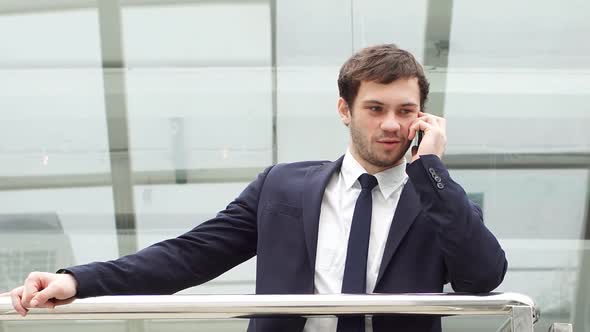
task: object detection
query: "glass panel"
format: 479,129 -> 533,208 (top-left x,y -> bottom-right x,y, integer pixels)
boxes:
352,0 -> 428,61
275,0 -> 352,162
453,169 -> 588,239
0,4 -> 118,296
441,1 -> 590,330
0,8 -> 101,66
444,0 -> 590,154
122,3 -> 270,67
0,187 -> 118,293
121,3 -> 273,172
133,183 -> 256,295
124,67 -> 272,171
0,9 -> 108,176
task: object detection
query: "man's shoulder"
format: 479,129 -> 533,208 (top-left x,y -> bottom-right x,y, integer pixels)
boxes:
256,160 -> 336,199
274,159 -> 333,170
263,159 -> 337,180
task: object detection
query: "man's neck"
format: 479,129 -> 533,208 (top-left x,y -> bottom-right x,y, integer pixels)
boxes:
348,149 -> 403,175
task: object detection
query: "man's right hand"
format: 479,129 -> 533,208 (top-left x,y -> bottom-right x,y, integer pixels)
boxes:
0,272 -> 78,316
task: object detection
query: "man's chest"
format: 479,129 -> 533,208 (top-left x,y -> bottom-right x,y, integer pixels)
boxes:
314,183 -> 401,294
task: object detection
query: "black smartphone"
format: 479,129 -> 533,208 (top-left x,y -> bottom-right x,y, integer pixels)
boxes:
414,130 -> 423,147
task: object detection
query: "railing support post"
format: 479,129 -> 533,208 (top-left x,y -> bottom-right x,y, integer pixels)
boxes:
548,323 -> 573,332
510,305 -> 534,332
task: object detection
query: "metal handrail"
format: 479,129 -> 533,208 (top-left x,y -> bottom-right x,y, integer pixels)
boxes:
1,293 -> 538,323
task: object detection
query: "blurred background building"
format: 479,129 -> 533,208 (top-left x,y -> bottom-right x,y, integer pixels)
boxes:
0,0 -> 588,331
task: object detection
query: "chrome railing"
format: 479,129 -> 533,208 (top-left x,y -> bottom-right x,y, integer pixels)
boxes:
0,292 -> 571,331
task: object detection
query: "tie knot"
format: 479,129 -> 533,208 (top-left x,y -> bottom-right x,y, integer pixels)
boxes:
358,173 -> 378,191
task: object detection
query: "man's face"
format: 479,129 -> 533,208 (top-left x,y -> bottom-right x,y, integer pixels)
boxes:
338,78 -> 421,173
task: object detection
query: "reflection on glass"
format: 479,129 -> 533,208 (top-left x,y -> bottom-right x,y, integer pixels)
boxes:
0,187 -> 119,292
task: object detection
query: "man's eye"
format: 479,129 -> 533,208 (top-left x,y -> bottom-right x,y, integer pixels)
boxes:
369,106 -> 382,112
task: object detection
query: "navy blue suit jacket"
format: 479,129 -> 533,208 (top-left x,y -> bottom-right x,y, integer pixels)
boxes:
67,155 -> 507,332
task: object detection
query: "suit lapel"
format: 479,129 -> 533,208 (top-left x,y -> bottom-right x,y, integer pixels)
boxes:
302,156 -> 344,272
375,180 -> 422,287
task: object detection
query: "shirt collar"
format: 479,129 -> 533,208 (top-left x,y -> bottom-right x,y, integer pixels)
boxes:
341,148 -> 408,199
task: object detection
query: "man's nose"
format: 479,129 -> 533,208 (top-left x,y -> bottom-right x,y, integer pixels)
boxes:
381,113 -> 401,132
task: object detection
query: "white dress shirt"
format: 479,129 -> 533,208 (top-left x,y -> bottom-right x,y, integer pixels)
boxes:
303,149 -> 408,332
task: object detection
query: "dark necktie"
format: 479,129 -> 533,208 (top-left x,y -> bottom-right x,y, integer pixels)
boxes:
337,173 -> 378,332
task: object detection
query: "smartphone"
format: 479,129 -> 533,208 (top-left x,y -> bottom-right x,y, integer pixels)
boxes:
414,130 -> 423,147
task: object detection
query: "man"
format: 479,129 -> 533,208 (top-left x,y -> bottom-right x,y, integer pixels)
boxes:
3,44 -> 507,332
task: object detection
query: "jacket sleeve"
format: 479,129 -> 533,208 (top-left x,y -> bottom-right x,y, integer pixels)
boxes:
65,166 -> 273,298
406,155 -> 507,292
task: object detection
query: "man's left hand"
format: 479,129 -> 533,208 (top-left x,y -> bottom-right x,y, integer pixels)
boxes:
408,112 -> 447,163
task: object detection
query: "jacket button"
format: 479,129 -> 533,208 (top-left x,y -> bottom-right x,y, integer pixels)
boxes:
434,176 -> 442,183
436,182 -> 445,189
428,167 -> 436,175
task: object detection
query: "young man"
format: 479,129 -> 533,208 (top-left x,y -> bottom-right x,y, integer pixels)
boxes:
4,44 -> 507,332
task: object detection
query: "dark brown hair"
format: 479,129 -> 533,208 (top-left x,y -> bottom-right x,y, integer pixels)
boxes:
338,44 -> 430,110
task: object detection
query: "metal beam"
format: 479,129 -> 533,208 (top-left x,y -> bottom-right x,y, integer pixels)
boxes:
422,0 -> 453,117
443,153 -> 590,170
0,0 -> 266,15
0,167 -> 264,191
97,0 -> 137,257
1,154 -> 589,191
270,0 -> 278,165
573,173 -> 590,329
0,293 -> 538,321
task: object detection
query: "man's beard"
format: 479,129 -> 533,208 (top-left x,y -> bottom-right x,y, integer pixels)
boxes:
350,123 -> 410,168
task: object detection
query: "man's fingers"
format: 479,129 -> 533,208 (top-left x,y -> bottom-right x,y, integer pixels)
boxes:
409,113 -> 446,139
408,120 -> 431,139
21,273 -> 42,307
408,121 -> 420,139
419,115 -> 436,124
9,287 -> 27,317
30,284 -> 59,308
418,114 -> 446,132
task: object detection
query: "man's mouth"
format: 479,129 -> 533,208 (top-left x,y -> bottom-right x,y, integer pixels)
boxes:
377,139 -> 400,145
376,140 -> 400,150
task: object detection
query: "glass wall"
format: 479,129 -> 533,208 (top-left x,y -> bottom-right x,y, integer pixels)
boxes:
0,0 -> 588,331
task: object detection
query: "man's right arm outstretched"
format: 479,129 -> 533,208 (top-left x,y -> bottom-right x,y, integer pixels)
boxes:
1,165 -> 273,316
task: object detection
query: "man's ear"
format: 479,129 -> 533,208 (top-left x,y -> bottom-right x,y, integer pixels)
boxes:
337,97 -> 351,126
